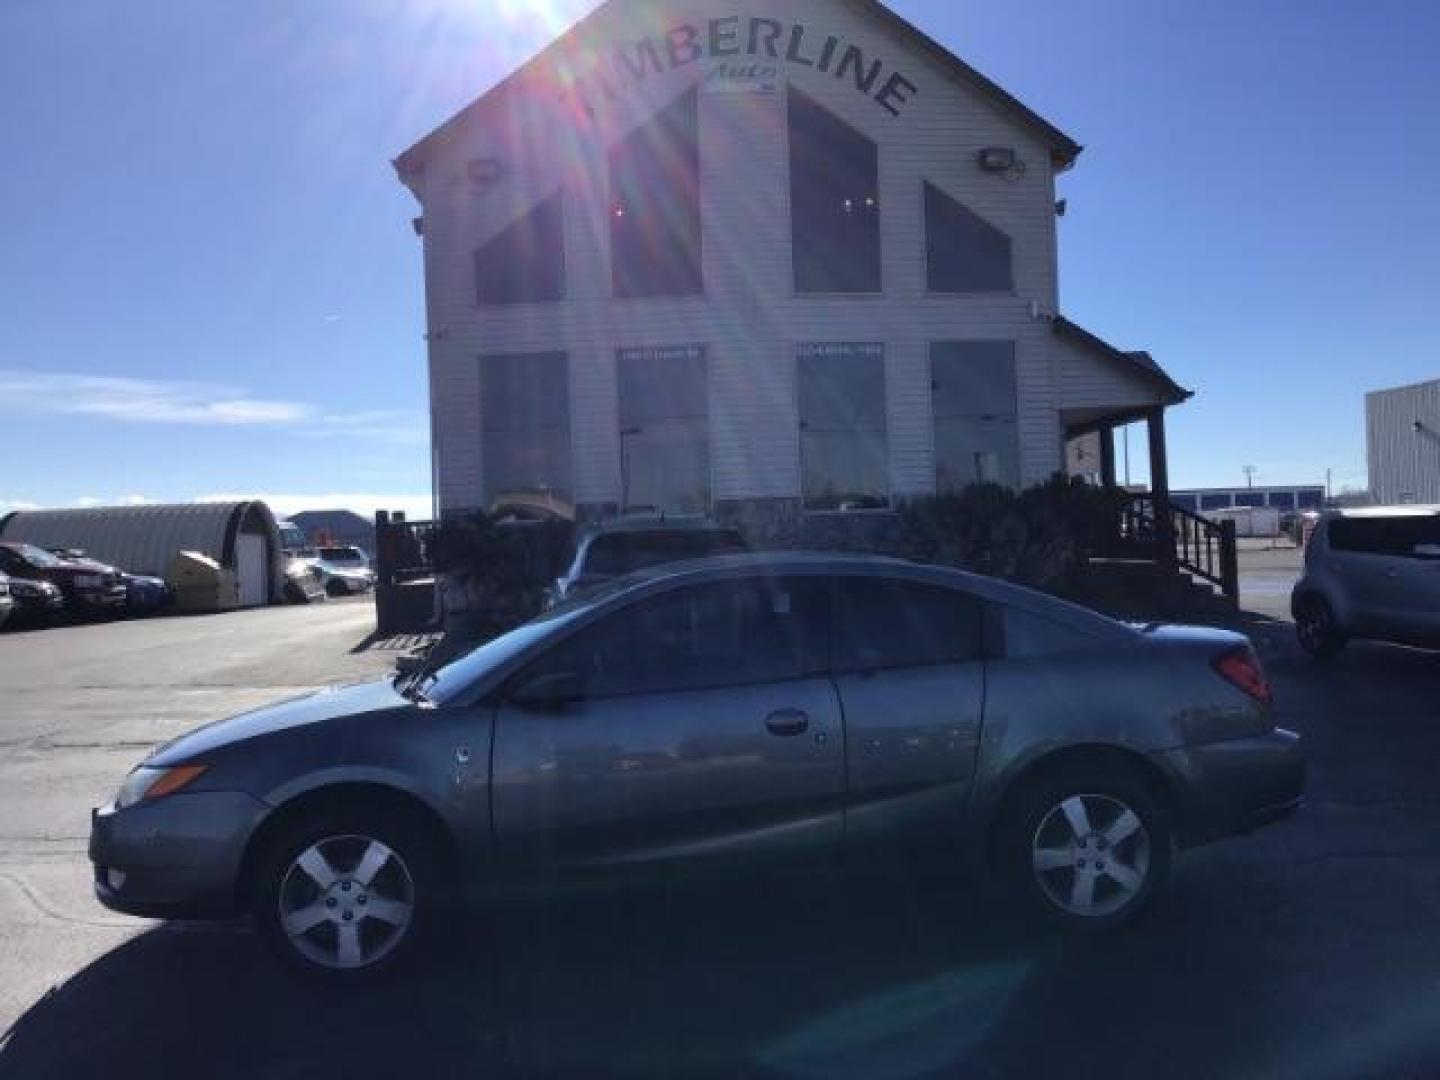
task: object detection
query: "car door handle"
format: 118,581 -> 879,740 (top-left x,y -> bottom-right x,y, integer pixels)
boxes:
765,709 -> 810,737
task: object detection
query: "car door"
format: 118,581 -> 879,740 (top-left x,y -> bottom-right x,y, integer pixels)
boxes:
491,576 -> 842,876
1368,514 -> 1440,640
1323,517 -> 1399,632
830,576 -> 987,859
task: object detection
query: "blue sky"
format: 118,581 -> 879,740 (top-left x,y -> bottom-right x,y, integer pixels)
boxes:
2,0 -> 1437,515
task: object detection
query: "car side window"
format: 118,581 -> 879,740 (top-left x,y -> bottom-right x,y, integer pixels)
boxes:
1329,516 -> 1440,557
832,578 -> 983,672
533,578 -> 828,698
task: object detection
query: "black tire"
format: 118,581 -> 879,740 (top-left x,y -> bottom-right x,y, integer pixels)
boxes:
1295,594 -> 1346,659
251,807 -> 441,982
996,761 -> 1174,933
325,579 -> 349,598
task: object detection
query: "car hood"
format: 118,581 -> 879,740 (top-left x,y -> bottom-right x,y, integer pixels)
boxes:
148,678 -> 408,766
51,558 -> 119,577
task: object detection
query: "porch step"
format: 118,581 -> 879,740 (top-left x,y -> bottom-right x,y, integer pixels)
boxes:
1072,559 -> 1235,621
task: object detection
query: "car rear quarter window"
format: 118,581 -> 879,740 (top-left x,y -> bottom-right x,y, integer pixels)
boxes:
539,578 -> 827,698
832,579 -> 983,672
997,607 -> 1095,659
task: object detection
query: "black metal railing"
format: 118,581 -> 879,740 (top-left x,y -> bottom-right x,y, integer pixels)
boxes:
374,512 -> 437,587
1116,495 -> 1239,605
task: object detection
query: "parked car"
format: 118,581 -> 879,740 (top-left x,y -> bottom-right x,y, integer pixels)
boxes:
0,542 -> 127,616
0,573 -> 14,630
316,546 -> 371,572
1291,506 -> 1440,658
91,553 -> 1303,980
310,559 -> 376,597
547,517 -> 748,607
122,573 -> 174,615
0,568 -> 65,623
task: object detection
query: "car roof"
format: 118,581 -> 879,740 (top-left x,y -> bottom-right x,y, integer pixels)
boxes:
1325,505 -> 1440,518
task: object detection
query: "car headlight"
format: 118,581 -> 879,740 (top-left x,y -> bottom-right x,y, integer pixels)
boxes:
114,764 -> 209,809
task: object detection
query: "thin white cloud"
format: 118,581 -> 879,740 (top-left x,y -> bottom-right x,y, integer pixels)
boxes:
0,499 -> 41,513
0,369 -> 424,445
196,492 -> 434,521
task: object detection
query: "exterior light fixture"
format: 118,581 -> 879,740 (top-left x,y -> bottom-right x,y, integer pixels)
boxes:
978,147 -> 1017,172
466,157 -> 504,186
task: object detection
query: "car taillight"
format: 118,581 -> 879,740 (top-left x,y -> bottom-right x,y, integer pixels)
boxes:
1212,646 -> 1273,708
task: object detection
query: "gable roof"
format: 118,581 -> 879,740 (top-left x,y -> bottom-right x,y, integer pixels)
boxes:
393,0 -> 1082,179
1053,316 -> 1193,406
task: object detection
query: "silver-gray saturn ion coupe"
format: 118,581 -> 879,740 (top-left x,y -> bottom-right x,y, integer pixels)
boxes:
91,554 -> 1303,979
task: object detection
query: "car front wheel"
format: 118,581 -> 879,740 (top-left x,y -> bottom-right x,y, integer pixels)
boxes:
1295,595 -> 1346,659
999,765 -> 1173,932
252,811 -> 438,980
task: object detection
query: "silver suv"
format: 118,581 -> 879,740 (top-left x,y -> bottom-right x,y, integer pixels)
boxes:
1292,507 -> 1440,657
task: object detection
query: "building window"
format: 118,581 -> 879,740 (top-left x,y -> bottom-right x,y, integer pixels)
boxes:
480,353 -> 571,503
1297,489 -> 1324,510
1201,492 -> 1232,511
610,88 -> 701,298
618,345 -> 710,513
788,87 -> 881,294
924,182 -> 1012,293
931,342 -> 1019,491
1234,490 -> 1266,508
798,343 -> 888,510
474,193 -> 565,305
1267,491 -> 1296,510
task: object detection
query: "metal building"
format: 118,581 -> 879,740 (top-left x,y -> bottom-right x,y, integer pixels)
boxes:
0,501 -> 285,607
1367,379 -> 1440,505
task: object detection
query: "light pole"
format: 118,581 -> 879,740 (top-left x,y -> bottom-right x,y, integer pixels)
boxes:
1243,465 -> 1258,489
620,426 -> 642,514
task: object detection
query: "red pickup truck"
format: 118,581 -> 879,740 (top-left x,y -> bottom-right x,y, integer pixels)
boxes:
0,542 -> 128,615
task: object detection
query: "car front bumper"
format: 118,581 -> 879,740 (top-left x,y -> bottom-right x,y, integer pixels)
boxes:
1160,727 -> 1305,847
90,790 -> 268,919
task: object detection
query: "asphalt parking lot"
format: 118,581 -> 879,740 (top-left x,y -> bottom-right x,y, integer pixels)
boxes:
2,584 -> 1439,1079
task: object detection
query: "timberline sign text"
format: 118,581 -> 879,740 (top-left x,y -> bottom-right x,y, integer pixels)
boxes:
562,16 -> 920,118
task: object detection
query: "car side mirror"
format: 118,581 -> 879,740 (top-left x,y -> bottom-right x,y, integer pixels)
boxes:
512,670 -> 585,711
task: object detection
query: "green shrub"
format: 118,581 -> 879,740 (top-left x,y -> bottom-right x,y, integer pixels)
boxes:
898,476 -> 1124,592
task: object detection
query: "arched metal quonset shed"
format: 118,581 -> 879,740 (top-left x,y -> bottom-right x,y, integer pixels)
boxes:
0,501 -> 285,607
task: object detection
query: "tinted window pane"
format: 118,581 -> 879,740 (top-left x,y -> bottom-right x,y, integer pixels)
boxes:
1201,493 -> 1231,510
789,88 -> 880,294
932,342 -> 1019,491
925,182 -> 1013,293
553,579 -> 826,696
833,579 -> 983,671
1267,491 -> 1296,510
618,346 -> 710,513
1297,489 -> 1325,509
475,194 -> 565,305
1234,491 -> 1265,508
611,89 -> 701,298
798,344 -> 888,509
1332,515 -> 1440,555
585,531 -> 747,577
481,353 -> 571,500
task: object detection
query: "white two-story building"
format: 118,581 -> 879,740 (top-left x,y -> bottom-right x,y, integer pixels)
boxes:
396,0 -> 1191,531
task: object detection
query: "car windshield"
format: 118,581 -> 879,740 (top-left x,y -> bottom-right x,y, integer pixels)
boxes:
582,531 -> 747,577
8,545 -> 62,568
319,547 -> 362,560
417,606 -> 590,706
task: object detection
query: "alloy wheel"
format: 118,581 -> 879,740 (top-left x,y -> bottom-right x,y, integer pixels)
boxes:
277,834 -> 415,970
1031,794 -> 1152,918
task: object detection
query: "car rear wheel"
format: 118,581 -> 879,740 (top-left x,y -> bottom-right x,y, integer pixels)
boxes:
998,764 -> 1173,932
1295,595 -> 1346,659
252,810 -> 438,981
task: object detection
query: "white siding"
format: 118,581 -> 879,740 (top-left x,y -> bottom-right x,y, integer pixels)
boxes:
1367,380 -> 1440,504
410,0 -> 1159,514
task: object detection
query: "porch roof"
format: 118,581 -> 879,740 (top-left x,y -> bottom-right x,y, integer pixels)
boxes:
1053,316 -> 1192,410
